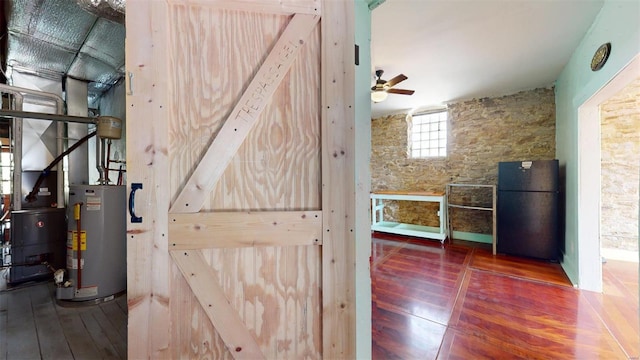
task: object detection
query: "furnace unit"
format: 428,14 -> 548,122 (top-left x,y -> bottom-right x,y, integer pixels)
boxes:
9,207 -> 66,284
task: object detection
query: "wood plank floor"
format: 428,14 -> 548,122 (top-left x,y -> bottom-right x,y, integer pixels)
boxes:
0,234 -> 635,359
0,281 -> 127,360
372,232 -> 639,359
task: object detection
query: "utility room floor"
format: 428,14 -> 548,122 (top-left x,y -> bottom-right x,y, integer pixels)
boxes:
0,281 -> 127,360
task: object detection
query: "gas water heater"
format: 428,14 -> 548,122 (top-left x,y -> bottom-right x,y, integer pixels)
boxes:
56,184 -> 126,302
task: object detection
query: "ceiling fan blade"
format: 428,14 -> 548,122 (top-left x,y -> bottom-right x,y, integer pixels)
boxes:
386,74 -> 408,87
387,88 -> 415,95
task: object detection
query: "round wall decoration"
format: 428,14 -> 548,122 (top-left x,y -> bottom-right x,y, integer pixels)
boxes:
591,42 -> 611,71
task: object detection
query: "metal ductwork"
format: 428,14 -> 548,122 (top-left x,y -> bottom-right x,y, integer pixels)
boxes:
3,0 -> 126,106
76,0 -> 125,25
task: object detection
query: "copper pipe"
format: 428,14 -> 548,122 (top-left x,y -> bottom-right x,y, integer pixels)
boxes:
105,139 -> 112,183
117,165 -> 124,186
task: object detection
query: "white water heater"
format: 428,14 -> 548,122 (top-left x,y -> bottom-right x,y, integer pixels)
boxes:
57,185 -> 126,302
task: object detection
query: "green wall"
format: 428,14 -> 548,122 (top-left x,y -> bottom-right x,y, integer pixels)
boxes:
555,0 -> 640,286
355,0 -> 372,358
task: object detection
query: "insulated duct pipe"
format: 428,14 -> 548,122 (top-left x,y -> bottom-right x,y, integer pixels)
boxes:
76,0 -> 125,24
0,109 -> 123,188
0,108 -> 98,195
10,87 -> 65,210
0,86 -> 25,211
25,131 -> 97,204
0,84 -> 66,210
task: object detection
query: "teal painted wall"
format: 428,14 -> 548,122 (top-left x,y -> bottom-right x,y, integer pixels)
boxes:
555,0 -> 640,285
355,0 -> 372,358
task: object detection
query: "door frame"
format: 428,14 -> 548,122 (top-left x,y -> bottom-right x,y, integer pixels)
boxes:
577,53 -> 640,292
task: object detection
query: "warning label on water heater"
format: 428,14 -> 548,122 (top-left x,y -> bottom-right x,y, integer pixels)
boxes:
86,196 -> 101,211
66,255 -> 85,269
67,231 -> 87,250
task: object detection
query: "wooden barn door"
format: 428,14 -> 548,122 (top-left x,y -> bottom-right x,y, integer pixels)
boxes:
126,0 -> 361,359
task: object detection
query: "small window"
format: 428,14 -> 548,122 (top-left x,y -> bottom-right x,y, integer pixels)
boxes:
410,111 -> 447,158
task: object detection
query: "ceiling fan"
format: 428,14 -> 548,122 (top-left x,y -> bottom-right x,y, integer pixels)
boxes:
371,69 -> 415,103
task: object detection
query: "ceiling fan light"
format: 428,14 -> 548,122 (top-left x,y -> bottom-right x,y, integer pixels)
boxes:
371,90 -> 388,103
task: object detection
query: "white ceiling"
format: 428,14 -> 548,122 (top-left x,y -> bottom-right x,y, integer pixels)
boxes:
371,0 -> 605,118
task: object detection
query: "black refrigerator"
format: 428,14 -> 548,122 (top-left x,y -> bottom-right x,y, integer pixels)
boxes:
497,160 -> 559,260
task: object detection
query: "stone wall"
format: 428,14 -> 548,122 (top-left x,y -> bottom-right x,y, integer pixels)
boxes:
600,79 -> 640,251
371,88 -> 556,235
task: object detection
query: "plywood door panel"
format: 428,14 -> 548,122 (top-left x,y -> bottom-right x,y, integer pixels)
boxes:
127,0 -> 358,358
205,246 -> 322,357
168,0 -> 321,16
171,250 -> 264,359
169,211 -> 322,249
170,11 -> 319,213
165,3 -> 321,359
125,1 -> 171,358
321,1 -> 357,358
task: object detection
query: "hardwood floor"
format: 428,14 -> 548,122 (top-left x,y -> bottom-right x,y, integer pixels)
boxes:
372,232 -> 639,359
0,281 -> 127,360
0,234 -> 635,359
